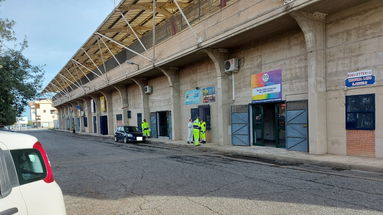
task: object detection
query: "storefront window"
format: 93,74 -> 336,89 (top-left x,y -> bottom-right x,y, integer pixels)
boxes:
346,94 -> 375,130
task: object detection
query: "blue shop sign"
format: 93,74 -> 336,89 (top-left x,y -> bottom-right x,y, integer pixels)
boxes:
185,89 -> 200,105
345,75 -> 375,88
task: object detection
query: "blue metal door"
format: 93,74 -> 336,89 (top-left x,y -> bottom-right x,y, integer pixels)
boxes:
150,112 -> 158,138
286,101 -> 308,152
231,105 -> 250,146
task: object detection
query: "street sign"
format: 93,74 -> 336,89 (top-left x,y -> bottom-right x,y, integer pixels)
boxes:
345,69 -> 375,88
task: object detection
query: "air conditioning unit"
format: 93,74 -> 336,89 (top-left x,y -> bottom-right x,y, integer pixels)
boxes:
144,85 -> 152,94
224,58 -> 239,73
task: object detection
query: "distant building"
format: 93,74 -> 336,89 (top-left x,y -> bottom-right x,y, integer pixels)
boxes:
13,117 -> 28,129
28,99 -> 58,128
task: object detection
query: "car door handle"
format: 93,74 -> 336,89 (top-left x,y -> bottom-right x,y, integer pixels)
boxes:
0,208 -> 18,215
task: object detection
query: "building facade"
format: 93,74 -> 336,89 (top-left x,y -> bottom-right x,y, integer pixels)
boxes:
44,0 -> 383,158
29,99 -> 58,128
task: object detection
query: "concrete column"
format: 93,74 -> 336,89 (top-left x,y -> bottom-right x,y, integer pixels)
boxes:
131,78 -> 150,123
113,85 -> 129,125
66,105 -> 70,130
69,102 -> 76,132
60,106 -> 64,130
90,95 -> 101,135
159,67 -> 181,140
78,100 -> 85,132
85,98 -> 93,134
291,11 -> 327,154
101,91 -> 115,135
204,49 -> 232,146
57,107 -> 62,130
63,106 -> 68,130
60,107 -> 65,130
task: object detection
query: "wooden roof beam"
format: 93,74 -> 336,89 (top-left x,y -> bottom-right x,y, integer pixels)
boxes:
119,2 -> 189,11
99,26 -> 150,35
156,7 -> 173,18
119,2 -> 188,18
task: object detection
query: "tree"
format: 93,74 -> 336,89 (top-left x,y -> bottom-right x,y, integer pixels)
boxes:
0,0 -> 15,50
0,0 -> 44,125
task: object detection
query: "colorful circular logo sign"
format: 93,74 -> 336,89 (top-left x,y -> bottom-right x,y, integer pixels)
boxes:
262,73 -> 269,82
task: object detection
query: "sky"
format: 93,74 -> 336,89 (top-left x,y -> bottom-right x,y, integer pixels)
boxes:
0,0 -> 119,118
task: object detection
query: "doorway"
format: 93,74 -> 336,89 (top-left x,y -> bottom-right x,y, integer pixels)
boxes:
285,101 -> 308,152
149,111 -> 172,138
93,116 -> 97,133
251,102 -> 285,148
158,111 -> 170,137
137,113 -> 142,132
100,115 -> 108,135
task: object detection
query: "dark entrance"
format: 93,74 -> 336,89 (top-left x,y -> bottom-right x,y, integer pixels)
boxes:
137,113 -> 142,132
93,116 -> 97,133
158,111 -> 172,137
149,111 -> 172,138
191,108 -> 199,121
251,102 -> 285,148
100,115 -> 108,135
158,112 -> 168,136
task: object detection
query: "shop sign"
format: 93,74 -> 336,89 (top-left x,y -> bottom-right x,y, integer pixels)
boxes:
251,69 -> 282,103
185,89 -> 200,105
202,87 -> 216,103
345,69 -> 375,88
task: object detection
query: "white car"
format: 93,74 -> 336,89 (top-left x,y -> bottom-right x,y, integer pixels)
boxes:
0,131 -> 66,215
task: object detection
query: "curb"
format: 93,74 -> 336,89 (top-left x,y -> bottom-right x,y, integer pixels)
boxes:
147,139 -> 383,173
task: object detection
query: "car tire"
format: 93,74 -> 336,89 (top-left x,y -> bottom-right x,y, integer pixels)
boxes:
114,136 -> 118,142
124,137 -> 128,144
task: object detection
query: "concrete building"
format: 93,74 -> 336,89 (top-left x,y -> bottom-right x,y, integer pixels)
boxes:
43,0 -> 383,158
13,117 -> 28,129
29,99 -> 58,128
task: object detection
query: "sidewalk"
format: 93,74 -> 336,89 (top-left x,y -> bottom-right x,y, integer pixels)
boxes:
147,138 -> 383,173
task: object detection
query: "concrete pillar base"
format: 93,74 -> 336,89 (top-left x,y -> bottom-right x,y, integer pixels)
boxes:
204,49 -> 232,146
291,11 -> 328,155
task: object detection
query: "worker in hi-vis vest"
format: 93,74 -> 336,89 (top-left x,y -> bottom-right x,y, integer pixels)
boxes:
142,119 -> 150,137
200,120 -> 206,144
193,117 -> 201,146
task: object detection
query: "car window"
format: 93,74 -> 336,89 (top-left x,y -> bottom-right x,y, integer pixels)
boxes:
0,149 -> 5,197
124,127 -> 138,132
0,149 -> 12,198
11,149 -> 47,185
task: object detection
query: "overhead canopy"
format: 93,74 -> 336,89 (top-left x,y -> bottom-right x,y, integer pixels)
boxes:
43,0 -> 192,94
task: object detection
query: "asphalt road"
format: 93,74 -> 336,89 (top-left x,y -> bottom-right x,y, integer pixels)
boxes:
22,130 -> 383,215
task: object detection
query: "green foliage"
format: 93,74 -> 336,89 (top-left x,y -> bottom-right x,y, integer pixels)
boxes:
0,0 -> 15,50
0,0 -> 44,125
